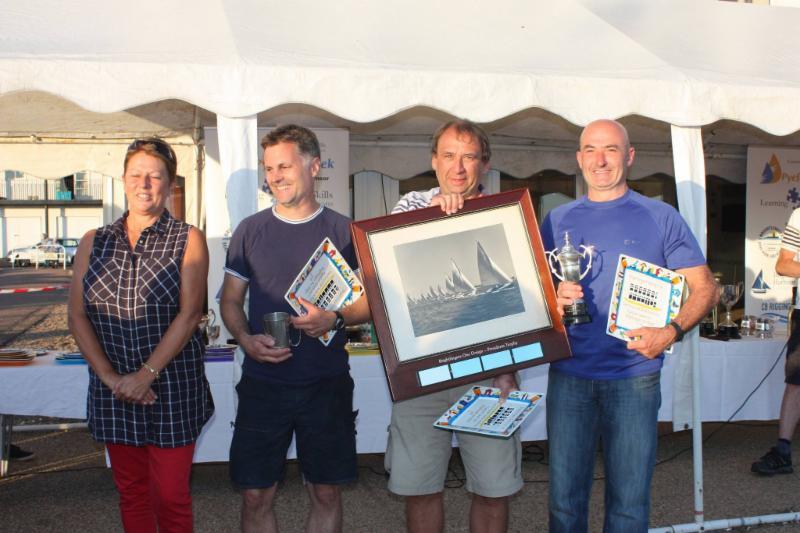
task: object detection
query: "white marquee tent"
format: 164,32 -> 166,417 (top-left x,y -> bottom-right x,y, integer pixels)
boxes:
3,0 -> 800,220
2,0 -> 800,529
3,0 -> 800,129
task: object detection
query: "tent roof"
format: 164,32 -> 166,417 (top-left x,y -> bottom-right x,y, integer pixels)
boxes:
2,0 -> 800,135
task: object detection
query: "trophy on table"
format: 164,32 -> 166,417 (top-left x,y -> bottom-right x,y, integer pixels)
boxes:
717,282 -> 743,339
200,309 -> 218,346
546,231 -> 593,325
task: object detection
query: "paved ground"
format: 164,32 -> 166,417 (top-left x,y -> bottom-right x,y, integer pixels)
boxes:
0,266 -> 72,347
2,423 -> 799,532
1,268 -> 799,532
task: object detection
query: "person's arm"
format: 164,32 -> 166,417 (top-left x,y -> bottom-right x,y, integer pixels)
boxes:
67,231 -> 156,404
220,273 -> 292,363
291,294 -> 371,338
626,264 -> 718,359
776,248 -> 800,278
113,227 -> 210,403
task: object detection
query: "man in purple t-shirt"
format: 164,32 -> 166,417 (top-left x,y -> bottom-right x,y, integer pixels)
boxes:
540,120 -> 718,532
220,125 -> 370,533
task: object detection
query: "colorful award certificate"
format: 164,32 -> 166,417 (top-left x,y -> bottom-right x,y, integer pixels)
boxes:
606,254 -> 685,343
433,386 -> 544,438
285,238 -> 364,346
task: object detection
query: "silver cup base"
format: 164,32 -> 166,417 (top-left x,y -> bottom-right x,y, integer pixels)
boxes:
562,303 -> 591,326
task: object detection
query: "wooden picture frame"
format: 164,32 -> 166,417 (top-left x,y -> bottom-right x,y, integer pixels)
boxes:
351,189 -> 571,401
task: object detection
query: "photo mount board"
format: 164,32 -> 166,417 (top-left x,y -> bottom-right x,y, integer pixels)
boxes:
351,189 -> 571,401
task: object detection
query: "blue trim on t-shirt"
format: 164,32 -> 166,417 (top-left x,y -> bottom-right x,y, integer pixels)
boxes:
540,189 -> 706,380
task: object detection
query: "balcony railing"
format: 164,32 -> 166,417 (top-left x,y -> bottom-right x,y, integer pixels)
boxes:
2,171 -> 104,201
4,174 -> 44,200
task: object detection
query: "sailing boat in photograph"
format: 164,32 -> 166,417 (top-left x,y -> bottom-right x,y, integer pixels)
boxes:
408,240 -> 518,306
405,239 -> 525,337
477,241 -> 515,292
449,259 -> 477,295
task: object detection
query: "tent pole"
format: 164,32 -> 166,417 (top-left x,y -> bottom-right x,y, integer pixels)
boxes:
691,344 -> 704,525
649,511 -> 800,532
666,125 -> 709,527
193,107 -> 203,229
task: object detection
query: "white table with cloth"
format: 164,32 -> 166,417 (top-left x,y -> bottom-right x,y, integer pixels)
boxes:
0,355 -> 237,476
354,334 -> 790,445
0,335 -> 789,476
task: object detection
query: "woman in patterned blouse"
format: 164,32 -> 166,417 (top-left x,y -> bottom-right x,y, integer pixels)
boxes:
68,138 -> 213,533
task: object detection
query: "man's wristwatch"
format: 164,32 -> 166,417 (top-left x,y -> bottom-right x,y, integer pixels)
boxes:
669,320 -> 686,342
333,310 -> 346,331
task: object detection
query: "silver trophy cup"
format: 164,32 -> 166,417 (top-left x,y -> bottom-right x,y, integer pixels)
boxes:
545,231 -> 593,325
717,282 -> 742,339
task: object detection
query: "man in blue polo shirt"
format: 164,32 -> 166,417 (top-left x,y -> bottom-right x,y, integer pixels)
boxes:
221,124 -> 370,533
540,119 -> 718,532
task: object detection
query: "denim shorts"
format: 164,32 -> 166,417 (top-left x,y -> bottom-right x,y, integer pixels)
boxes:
229,373 -> 358,488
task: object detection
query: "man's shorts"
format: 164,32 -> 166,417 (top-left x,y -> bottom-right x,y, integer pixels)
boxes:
786,309 -> 800,385
229,373 -> 357,489
385,381 -> 523,498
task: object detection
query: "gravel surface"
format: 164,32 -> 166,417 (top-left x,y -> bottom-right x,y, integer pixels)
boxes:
12,303 -> 77,353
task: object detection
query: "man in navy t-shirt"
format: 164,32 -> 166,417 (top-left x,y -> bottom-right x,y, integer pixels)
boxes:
540,119 -> 718,533
221,124 -> 370,533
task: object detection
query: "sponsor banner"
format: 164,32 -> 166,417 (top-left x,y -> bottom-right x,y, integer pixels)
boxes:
203,127 -> 350,345
745,147 -> 800,329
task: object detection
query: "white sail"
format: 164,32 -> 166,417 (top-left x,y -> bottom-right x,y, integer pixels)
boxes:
476,241 -> 512,286
445,276 -> 456,293
450,259 -> 476,292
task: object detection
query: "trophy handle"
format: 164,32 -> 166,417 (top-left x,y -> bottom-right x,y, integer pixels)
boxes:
545,250 -> 565,281
579,245 -> 593,280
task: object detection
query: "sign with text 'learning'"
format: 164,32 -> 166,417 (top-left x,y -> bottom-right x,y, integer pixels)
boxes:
745,146 -> 800,330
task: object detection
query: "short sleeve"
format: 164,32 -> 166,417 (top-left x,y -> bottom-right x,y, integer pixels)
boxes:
391,188 -> 437,213
540,213 -> 555,251
337,219 -> 358,271
224,221 -> 251,281
661,209 -> 706,270
781,208 -> 800,254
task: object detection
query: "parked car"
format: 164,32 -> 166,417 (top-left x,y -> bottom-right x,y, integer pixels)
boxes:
6,238 -> 79,267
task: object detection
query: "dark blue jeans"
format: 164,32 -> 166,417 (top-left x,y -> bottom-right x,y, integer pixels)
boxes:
547,369 -> 661,533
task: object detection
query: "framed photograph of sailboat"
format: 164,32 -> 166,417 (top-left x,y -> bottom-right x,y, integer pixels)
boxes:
351,189 -> 570,401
